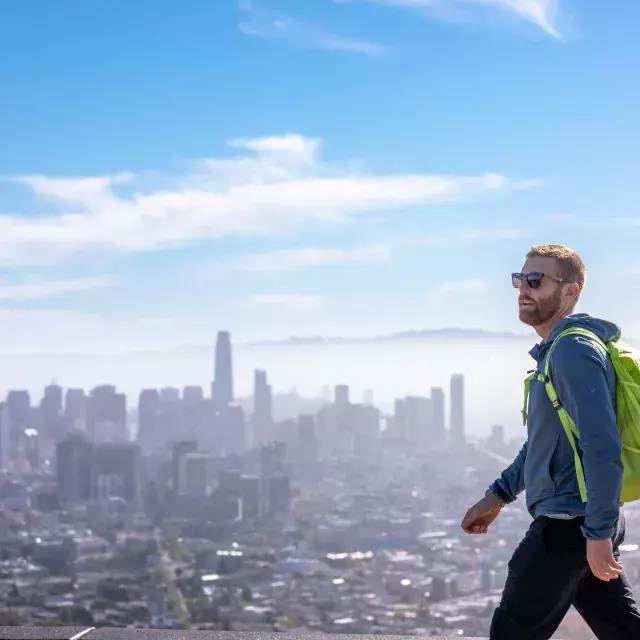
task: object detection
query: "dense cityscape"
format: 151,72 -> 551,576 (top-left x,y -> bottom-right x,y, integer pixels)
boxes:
0,330 -> 638,639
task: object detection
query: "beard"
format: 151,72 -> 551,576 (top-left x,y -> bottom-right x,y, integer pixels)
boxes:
518,287 -> 563,327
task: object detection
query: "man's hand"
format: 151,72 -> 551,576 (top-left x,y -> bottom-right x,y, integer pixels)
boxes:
461,494 -> 503,534
587,538 -> 624,581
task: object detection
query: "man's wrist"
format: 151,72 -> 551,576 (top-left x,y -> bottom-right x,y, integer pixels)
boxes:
485,487 -> 507,508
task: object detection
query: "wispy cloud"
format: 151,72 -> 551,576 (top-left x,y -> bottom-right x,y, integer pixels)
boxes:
337,0 -> 562,39
239,2 -> 386,56
238,244 -> 391,272
248,294 -> 326,310
0,275 -> 116,302
544,213 -> 574,222
0,133 -> 533,267
429,277 -> 489,302
413,227 -> 525,245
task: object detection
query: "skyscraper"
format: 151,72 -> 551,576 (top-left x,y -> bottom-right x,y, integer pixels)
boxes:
64,389 -> 86,432
218,404 -> 246,456
297,414 -> 318,466
41,384 -> 64,440
56,434 -> 93,504
183,386 -> 205,441
42,384 -> 63,415
87,386 -> 128,443
335,384 -> 350,406
7,390 -> 31,445
179,452 -> 213,497
0,403 -> 9,471
172,441 -> 199,493
253,369 -> 273,445
93,442 -> 141,504
213,331 -> 233,410
160,387 -> 180,404
138,389 -> 161,450
183,386 -> 204,405
450,374 -> 465,446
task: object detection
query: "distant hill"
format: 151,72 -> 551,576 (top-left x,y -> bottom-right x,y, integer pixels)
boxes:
249,327 -> 533,347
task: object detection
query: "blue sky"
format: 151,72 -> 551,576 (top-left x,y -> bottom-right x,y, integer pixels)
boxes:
1,0 -> 640,352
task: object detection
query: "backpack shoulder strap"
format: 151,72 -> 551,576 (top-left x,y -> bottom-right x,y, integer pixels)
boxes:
541,327 -> 605,503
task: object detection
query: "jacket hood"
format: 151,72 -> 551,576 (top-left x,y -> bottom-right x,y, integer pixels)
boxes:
529,313 -> 621,361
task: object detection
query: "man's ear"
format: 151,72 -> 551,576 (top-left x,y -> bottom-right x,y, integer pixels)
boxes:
567,283 -> 581,303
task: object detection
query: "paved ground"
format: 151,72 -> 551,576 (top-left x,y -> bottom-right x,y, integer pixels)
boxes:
0,628 -> 484,640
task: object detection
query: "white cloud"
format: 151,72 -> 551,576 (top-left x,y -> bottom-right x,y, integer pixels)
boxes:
338,0 -> 562,38
238,244 -> 391,272
414,227 -> 525,245
248,294 -> 327,309
239,3 -> 386,56
429,277 -> 489,302
230,134 -> 322,161
0,134 -> 532,267
0,275 -> 116,301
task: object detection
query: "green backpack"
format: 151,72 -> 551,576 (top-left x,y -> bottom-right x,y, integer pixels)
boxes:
522,327 -> 640,504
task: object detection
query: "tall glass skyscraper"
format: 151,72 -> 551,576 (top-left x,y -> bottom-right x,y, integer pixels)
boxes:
213,330 -> 234,409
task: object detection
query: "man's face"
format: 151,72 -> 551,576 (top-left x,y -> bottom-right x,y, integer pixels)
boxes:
516,256 -> 566,327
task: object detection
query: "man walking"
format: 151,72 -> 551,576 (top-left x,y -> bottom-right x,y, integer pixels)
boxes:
461,244 -> 640,639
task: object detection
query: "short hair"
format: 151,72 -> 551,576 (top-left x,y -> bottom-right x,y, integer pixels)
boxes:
527,244 -> 587,291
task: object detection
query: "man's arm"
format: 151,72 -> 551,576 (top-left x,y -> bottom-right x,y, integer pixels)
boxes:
489,439 -> 528,504
552,335 -> 623,540
461,442 -> 528,535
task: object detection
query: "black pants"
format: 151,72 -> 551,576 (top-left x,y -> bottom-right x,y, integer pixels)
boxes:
490,514 -> 640,639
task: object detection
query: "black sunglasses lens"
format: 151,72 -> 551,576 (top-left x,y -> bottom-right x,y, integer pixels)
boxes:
526,274 -> 543,289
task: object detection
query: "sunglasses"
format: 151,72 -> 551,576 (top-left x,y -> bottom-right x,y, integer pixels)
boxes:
511,272 -> 573,289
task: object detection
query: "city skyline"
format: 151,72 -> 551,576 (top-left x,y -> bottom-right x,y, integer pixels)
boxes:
0,324 -> 548,438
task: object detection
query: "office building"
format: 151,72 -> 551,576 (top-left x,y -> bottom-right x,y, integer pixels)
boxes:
93,442 -> 141,503
87,385 -> 127,443
183,386 -> 204,405
158,387 -> 179,405
268,475 -> 291,517
212,330 -> 233,410
350,403 -> 380,454
217,404 -> 246,456
7,390 -> 31,444
172,441 -> 199,493
240,475 -> 260,520
177,452 -> 212,497
297,414 -> 318,467
0,403 -> 9,471
450,373 -> 465,446
334,384 -> 350,406
252,369 -> 273,445
56,434 -> 93,504
138,389 -> 161,450
64,389 -> 86,432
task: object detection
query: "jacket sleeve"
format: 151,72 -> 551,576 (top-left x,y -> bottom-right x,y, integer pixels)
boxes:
552,335 -> 623,540
489,440 -> 528,504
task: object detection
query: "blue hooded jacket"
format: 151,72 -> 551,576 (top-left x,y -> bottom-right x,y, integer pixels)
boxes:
489,313 -> 623,540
